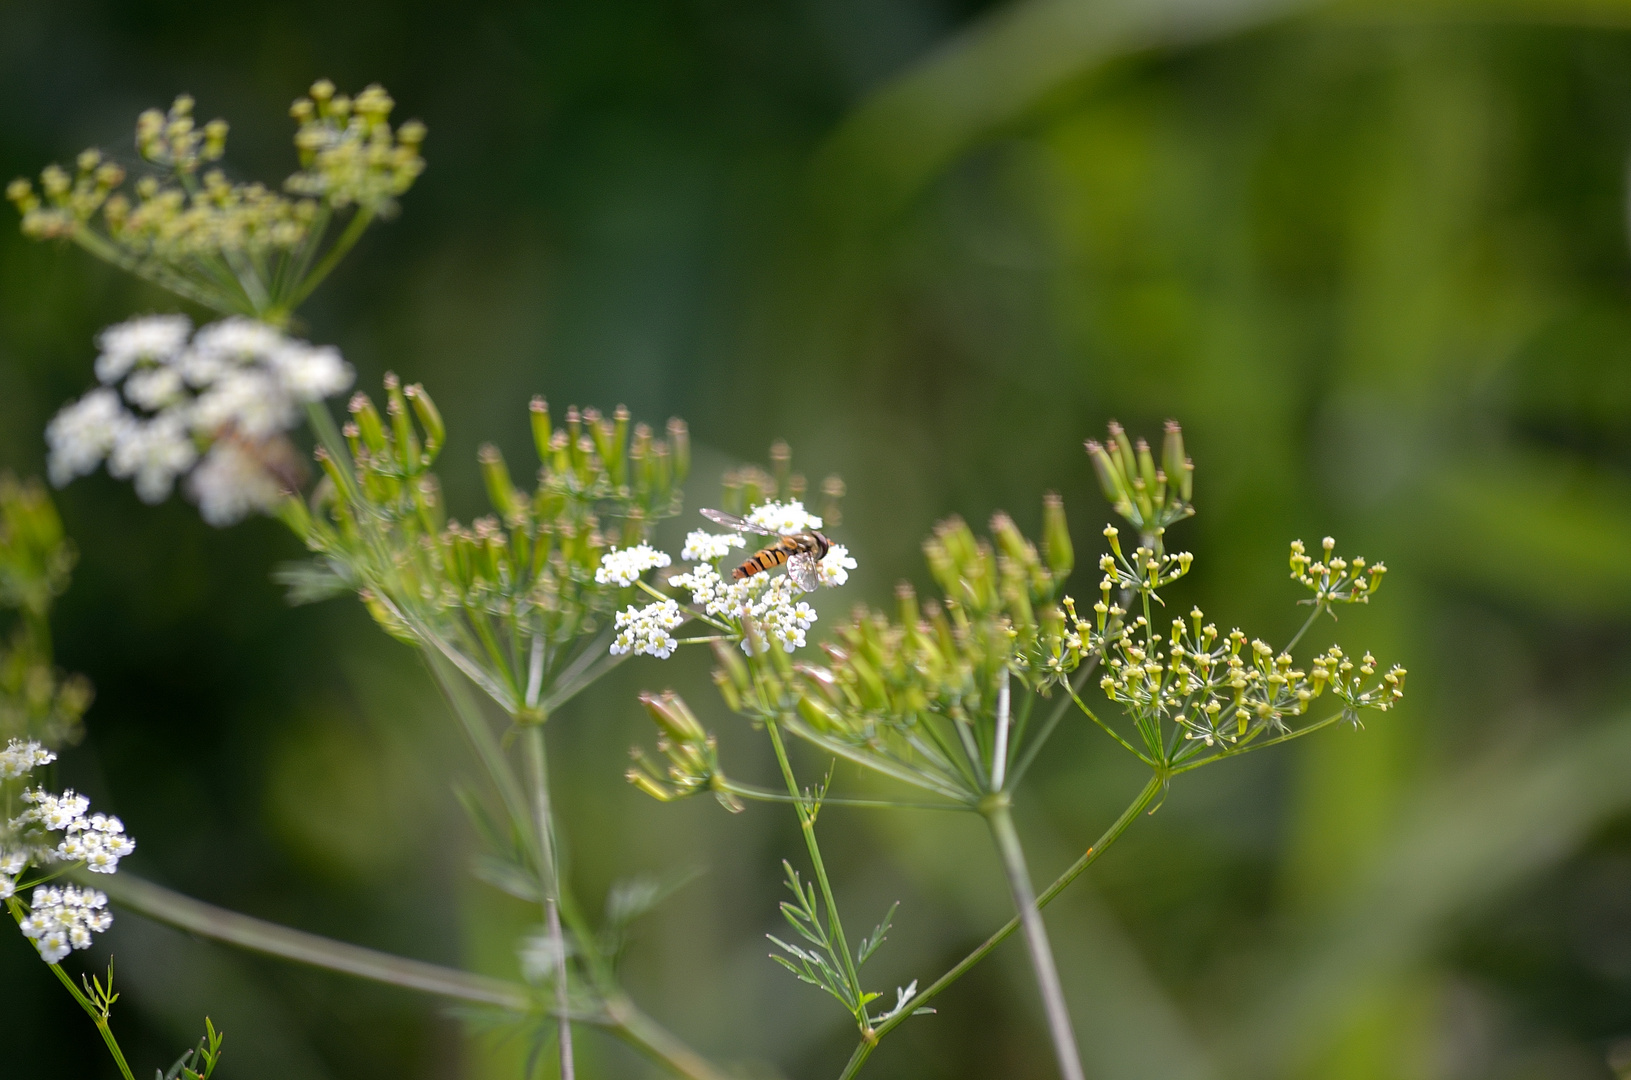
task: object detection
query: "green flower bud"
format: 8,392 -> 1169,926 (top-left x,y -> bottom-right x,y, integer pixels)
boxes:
405,383 -> 444,461
641,690 -> 707,744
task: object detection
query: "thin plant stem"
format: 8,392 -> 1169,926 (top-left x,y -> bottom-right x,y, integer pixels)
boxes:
523,724 -> 576,1080
78,872 -> 533,1011
718,779 -> 964,811
276,207 -> 375,317
765,720 -> 867,1024
984,801 -> 1085,1080
837,773 -> 1163,1080
1283,602 -> 1326,654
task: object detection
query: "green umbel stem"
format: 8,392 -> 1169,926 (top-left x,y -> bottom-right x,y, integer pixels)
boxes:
984,800 -> 1085,1080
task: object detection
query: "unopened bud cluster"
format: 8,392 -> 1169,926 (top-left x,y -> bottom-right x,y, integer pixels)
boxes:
626,691 -> 742,811
286,383 -> 689,714
8,81 -> 424,321
286,80 -> 426,212
1290,537 -> 1386,606
1093,606 -> 1406,750
1085,420 -> 1193,535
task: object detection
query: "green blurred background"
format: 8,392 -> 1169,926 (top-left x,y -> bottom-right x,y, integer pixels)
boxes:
6,1 -> 1631,1076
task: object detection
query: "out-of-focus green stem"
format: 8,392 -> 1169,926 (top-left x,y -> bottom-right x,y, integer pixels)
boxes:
80,872 -> 533,1011
276,206 -> 374,317
984,800 -> 1084,1080
836,773 -> 1164,1080
523,724 -> 576,1080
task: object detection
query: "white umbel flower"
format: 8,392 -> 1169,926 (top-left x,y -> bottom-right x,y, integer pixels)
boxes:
18,885 -> 112,964
48,316 -> 355,526
611,598 -> 686,659
189,441 -> 287,526
0,739 -> 56,780
595,544 -> 672,587
45,388 -> 131,486
818,544 -> 857,587
745,500 -> 822,534
107,413 -> 198,503
94,314 -> 191,383
57,813 -> 136,873
680,530 -> 746,562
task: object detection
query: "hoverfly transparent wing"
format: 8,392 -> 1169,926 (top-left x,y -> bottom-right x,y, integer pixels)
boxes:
700,508 -> 780,537
787,551 -> 822,592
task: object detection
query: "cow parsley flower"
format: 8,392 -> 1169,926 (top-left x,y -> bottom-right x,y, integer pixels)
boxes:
746,500 -> 822,534
94,314 -> 191,383
596,544 -> 672,587
56,813 -> 136,873
45,388 -> 130,486
45,316 -> 355,525
188,441 -> 287,527
666,563 -> 820,654
0,739 -> 56,780
611,598 -> 686,658
818,544 -> 857,587
18,885 -> 112,964
106,412 -> 197,502
13,786 -> 136,873
681,530 -> 746,562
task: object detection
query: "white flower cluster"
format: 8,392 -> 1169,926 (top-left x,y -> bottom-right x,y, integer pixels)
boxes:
667,563 -> 818,654
611,597 -> 685,659
817,544 -> 856,587
595,544 -> 672,587
17,789 -> 136,873
0,741 -> 135,932
45,314 -> 353,525
18,885 -> 112,964
680,530 -> 745,562
0,738 -> 56,779
745,500 -> 822,534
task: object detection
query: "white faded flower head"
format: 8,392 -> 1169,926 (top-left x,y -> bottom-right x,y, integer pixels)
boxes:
48,316 -> 354,526
191,368 -> 295,438
268,343 -> 352,401
681,530 -> 746,562
45,387 -> 130,486
595,544 -> 672,587
818,544 -> 857,587
188,441 -> 287,527
19,884 -> 112,964
611,598 -> 686,659
95,314 -> 191,383
745,500 -> 821,534
0,739 -> 56,780
107,412 -> 198,503
122,364 -> 186,410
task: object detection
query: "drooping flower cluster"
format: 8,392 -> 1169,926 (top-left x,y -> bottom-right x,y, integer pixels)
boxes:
17,885 -> 112,964
46,315 -> 352,525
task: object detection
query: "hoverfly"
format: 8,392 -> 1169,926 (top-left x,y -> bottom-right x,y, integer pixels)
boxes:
700,508 -> 831,592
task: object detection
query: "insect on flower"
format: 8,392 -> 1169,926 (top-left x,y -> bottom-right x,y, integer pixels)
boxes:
700,508 -> 831,592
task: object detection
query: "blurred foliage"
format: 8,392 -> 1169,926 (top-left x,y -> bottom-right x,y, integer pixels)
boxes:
6,1 -> 1631,1079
